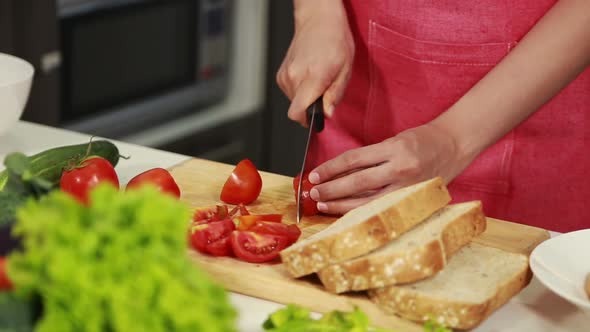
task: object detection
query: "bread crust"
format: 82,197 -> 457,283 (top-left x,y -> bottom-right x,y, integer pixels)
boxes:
317,202 -> 487,293
368,252 -> 531,330
280,178 -> 451,277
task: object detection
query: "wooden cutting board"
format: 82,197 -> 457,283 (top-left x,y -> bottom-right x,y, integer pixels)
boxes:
170,158 -> 550,331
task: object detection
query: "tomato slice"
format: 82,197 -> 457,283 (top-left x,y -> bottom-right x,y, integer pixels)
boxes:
220,159 -> 262,205
60,157 -> 119,205
205,236 -> 233,257
193,205 -> 231,223
216,205 -> 229,220
0,257 -> 13,291
235,214 -> 283,231
189,219 -> 235,256
193,207 -> 217,222
249,222 -> 301,245
230,231 -> 290,263
293,172 -> 319,217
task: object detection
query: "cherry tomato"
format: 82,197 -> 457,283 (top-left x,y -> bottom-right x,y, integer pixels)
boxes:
230,231 -> 290,263
249,221 -> 301,245
60,157 -> 119,205
0,257 -> 13,291
220,159 -> 262,205
235,214 -> 283,231
293,172 -> 319,217
126,168 -> 181,198
190,219 -> 235,256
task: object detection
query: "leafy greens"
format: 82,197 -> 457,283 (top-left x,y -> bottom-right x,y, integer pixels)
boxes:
7,184 -> 236,332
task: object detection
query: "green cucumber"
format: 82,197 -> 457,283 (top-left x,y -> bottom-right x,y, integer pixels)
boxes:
0,140 -> 120,191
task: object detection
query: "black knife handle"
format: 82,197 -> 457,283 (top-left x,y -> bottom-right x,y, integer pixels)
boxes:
306,97 -> 325,132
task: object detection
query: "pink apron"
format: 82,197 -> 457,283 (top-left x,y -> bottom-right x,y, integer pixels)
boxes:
308,0 -> 590,233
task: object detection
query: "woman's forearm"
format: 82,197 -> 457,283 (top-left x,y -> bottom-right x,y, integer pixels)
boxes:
433,0 -> 590,165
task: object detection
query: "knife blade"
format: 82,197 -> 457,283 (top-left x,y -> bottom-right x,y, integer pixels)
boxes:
296,97 -> 325,224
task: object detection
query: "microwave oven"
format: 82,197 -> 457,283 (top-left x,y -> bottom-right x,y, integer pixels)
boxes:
56,0 -> 232,138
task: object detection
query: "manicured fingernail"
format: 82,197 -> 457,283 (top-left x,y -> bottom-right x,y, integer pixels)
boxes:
308,172 -> 320,184
325,104 -> 334,118
310,188 -> 320,201
317,202 -> 328,212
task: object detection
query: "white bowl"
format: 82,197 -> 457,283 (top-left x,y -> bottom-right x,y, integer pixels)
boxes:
530,229 -> 590,311
0,53 -> 34,136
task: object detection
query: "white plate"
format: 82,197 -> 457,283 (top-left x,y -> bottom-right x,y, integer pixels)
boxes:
530,229 -> 590,310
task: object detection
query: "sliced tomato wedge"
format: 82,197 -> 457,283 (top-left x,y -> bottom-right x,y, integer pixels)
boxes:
293,172 -> 319,217
193,207 -> 217,223
205,236 -> 233,256
239,204 -> 250,216
230,231 -> 290,263
249,221 -> 301,245
220,159 -> 263,205
0,257 -> 13,291
194,204 -> 248,224
216,205 -> 229,220
235,214 -> 283,231
190,219 -> 235,256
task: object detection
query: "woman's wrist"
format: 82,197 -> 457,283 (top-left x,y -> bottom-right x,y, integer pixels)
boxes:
293,0 -> 345,27
429,109 -> 487,172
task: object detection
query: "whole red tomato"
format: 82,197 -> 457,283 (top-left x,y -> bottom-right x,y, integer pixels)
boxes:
126,168 -> 181,198
220,159 -> 262,205
60,157 -> 119,205
293,172 -> 319,217
0,257 -> 13,291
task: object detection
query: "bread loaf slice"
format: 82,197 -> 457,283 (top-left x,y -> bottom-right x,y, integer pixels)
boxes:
368,243 -> 530,330
280,177 -> 451,278
317,201 -> 486,293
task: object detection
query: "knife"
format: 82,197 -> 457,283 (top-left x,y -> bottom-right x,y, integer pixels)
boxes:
296,97 -> 325,224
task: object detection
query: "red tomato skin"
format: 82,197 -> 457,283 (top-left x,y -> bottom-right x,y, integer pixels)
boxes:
189,219 -> 235,256
0,257 -> 13,291
126,168 -> 181,198
249,222 -> 301,245
230,231 -> 290,263
206,237 -> 233,256
293,173 -> 319,216
220,159 -> 262,205
235,214 -> 283,231
60,157 -> 119,205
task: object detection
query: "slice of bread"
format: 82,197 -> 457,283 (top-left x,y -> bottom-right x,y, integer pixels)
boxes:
280,177 -> 451,278
368,243 -> 530,330
317,201 -> 486,293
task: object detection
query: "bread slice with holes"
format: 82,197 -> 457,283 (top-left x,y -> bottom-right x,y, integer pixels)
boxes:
280,177 -> 451,278
369,243 -> 530,330
317,201 -> 486,293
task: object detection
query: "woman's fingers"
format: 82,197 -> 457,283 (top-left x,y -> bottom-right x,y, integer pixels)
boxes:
309,164 -> 393,201
323,60 -> 352,117
308,144 -> 386,184
316,195 -> 375,215
287,73 -> 331,126
315,182 -> 410,215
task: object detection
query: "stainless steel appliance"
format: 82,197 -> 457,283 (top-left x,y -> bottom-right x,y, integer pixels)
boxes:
2,0 -> 269,166
57,0 -> 232,138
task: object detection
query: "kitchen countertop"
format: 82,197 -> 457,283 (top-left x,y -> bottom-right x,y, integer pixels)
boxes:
1,121 -> 588,331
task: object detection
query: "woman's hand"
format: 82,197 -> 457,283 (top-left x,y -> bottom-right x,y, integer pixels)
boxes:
277,0 -> 354,126
307,123 -> 472,215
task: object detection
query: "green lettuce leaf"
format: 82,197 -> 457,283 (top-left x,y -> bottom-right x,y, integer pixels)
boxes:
263,305 -> 393,332
7,184 -> 236,332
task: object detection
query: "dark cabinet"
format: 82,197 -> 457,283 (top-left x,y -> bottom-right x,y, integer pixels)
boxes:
0,0 -> 61,126
262,1 -> 307,176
